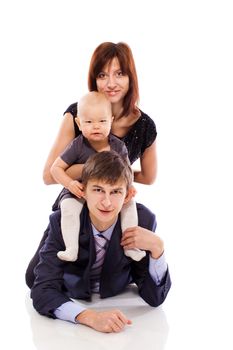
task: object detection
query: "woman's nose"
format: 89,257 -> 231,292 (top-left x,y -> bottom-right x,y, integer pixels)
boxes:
107,74 -> 117,88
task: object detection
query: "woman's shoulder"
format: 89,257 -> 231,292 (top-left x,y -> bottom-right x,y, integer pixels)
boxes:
64,102 -> 78,117
138,110 -> 156,128
129,109 -> 157,136
63,102 -> 81,137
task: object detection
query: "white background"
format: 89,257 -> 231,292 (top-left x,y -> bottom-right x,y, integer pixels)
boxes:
1,1 -> 232,349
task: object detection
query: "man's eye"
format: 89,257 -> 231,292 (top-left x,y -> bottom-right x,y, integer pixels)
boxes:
112,190 -> 122,195
93,188 -> 102,192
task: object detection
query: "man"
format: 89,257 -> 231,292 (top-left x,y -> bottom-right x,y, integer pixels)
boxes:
30,151 -> 171,333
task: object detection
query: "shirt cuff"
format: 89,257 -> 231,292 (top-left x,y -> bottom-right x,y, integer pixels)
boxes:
149,252 -> 168,285
54,301 -> 86,323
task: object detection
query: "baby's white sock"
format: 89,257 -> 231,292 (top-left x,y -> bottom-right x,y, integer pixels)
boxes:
121,199 -> 146,261
57,198 -> 84,262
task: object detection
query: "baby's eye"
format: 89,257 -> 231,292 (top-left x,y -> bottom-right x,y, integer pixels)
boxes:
85,120 -> 92,123
100,119 -> 107,123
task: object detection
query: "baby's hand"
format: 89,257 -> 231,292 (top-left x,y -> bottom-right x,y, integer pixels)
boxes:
67,180 -> 84,198
130,186 -> 137,197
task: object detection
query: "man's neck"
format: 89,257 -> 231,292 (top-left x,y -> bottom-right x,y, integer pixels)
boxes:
89,214 -> 117,232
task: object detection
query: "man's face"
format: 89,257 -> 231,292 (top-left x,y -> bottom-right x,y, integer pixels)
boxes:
83,179 -> 129,231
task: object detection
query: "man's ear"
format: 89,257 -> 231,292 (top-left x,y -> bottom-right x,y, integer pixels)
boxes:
81,188 -> 86,200
123,186 -> 136,205
75,116 -> 82,131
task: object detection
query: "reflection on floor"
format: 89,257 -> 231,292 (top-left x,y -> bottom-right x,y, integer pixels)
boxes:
25,285 -> 169,350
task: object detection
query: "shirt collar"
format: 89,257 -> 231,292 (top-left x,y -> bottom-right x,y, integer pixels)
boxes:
91,219 -> 118,241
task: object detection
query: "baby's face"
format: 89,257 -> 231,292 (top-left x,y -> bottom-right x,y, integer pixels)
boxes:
76,102 -> 113,141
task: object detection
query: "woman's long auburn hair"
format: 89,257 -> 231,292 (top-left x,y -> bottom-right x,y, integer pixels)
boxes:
88,42 -> 139,117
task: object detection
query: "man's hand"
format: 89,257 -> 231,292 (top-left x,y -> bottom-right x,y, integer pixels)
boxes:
76,309 -> 132,333
121,226 -> 164,259
67,180 -> 84,198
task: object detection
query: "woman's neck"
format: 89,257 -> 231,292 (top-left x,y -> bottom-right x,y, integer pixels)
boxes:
111,103 -> 124,120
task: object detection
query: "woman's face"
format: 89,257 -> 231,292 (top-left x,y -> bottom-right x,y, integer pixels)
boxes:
96,57 -> 129,106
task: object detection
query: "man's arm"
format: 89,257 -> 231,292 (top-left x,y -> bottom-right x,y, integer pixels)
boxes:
121,203 -> 171,306
54,301 -> 86,323
31,212 -> 73,318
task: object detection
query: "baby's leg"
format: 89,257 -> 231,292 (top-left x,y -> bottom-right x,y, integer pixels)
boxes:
121,199 -> 146,261
57,197 -> 84,261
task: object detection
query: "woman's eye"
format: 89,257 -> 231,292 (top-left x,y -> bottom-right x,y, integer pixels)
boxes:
97,72 -> 106,79
116,71 -> 123,77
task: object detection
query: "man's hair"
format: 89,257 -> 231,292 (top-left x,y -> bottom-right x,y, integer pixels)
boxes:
88,42 -> 139,118
82,151 -> 133,190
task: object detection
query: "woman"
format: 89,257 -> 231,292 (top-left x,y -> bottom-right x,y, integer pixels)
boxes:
26,42 -> 157,288
43,42 -> 157,186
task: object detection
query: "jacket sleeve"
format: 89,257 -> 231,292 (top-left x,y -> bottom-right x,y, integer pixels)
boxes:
131,203 -> 171,307
30,211 -> 71,318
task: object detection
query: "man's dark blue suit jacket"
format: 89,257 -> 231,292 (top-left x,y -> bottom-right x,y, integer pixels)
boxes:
31,203 -> 171,318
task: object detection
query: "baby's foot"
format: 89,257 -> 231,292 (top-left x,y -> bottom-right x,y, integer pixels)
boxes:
124,248 -> 146,261
57,248 -> 78,262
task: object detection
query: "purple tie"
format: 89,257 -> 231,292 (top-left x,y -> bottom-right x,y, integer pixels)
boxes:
90,234 -> 109,292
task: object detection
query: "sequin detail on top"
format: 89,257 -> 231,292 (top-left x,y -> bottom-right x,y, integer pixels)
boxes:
64,103 -> 157,165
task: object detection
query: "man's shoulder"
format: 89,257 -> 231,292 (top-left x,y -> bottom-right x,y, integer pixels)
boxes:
49,210 -> 61,227
136,203 -> 157,231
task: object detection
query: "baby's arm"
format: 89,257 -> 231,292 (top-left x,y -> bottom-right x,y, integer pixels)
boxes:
51,157 -> 83,198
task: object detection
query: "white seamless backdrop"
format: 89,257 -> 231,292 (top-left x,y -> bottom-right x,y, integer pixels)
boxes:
1,1 -> 232,349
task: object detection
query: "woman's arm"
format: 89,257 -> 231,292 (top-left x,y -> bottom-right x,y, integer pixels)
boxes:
43,113 -> 76,185
133,141 -> 157,185
65,163 -> 84,180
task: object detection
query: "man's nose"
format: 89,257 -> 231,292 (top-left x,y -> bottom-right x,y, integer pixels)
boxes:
101,195 -> 112,208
